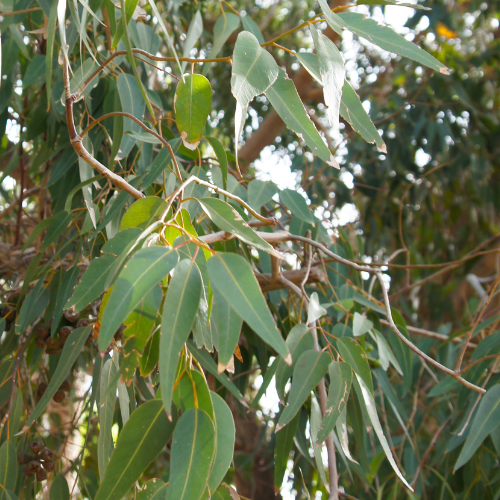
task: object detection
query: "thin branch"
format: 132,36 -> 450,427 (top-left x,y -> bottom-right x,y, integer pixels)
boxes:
0,6 -> 42,16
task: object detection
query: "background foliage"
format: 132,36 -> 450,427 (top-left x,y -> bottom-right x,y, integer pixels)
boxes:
0,0 -> 499,499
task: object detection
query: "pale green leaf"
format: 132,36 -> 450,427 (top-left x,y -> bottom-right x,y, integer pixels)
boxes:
241,16 -> 264,43
120,196 -> 169,231
317,0 -> 346,34
98,358 -> 117,479
280,189 -> 314,224
0,441 -> 17,498
205,137 -> 228,190
310,394 -> 328,487
307,292 -> 328,324
136,479 -> 167,500
247,180 -> 277,210
182,10 -> 203,72
353,312 -> 373,337
50,474 -> 70,500
336,337 -> 373,392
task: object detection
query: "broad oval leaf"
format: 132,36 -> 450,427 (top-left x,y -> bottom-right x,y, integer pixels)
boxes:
316,361 -> 352,444
0,440 -> 17,497
277,350 -> 331,430
25,326 -> 92,427
175,74 -> 212,150
168,408 -> 215,500
247,179 -> 277,210
198,197 -> 282,258
280,189 -> 314,225
310,25 -> 345,130
265,69 -> 339,168
94,400 -> 176,500
455,384 -> 500,471
98,247 -> 178,352
206,253 -> 289,361
50,474 -> 70,500
159,259 -> 202,416
208,392 -> 236,493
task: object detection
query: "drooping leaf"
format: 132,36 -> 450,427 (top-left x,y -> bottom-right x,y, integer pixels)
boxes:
79,135 -> 98,228
307,292 -> 328,324
247,180 -> 277,210
275,324 -> 314,403
335,407 -> 358,464
206,253 -> 289,360
167,408 -> 215,500
16,280 -> 50,335
136,479 -> 168,500
241,16 -> 264,43
277,350 -> 331,430
455,384 -> 500,471
41,210 -> 72,251
357,0 -> 430,9
181,10 -> 203,72
336,337 -> 373,392
98,358 -> 117,480
317,0 -> 346,34
25,326 -> 92,427
310,24 -> 345,130
316,361 -> 352,444
119,196 -> 169,231
310,394 -> 328,487
98,247 -> 178,352
275,411 -> 300,489
139,327 -> 160,377
0,440 -> 17,498
205,136 -> 228,190
352,312 -> 374,337
198,197 -> 282,258
50,265 -> 79,335
159,259 -> 202,416
102,228 -> 143,256
280,189 -> 314,225
94,400 -> 176,500
174,74 -> 212,150
50,474 -> 70,500
211,287 -> 243,373
66,255 -> 115,313
173,370 -> 214,418
265,69 -> 339,168
208,392 -> 236,493
338,12 -> 449,74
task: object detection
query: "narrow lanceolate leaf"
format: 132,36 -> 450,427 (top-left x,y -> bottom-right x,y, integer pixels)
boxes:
211,287 -> 243,373
336,337 -> 373,392
310,25 -> 345,130
182,10 -> 203,72
159,259 -> 202,416
231,31 -> 279,163
174,74 -> 212,150
357,0 -> 431,9
317,0 -> 346,34
98,248 -> 178,352
25,326 -> 92,428
265,69 -> 339,168
276,324 -> 314,402
95,400 -> 176,500
316,361 -> 352,444
310,394 -> 328,487
79,135 -> 97,228
98,358 -> 117,480
66,255 -> 115,313
338,12 -> 449,74
203,13 -> 240,76
208,392 -> 236,494
168,409 -> 215,500
198,197 -> 282,258
275,411 -> 300,489
50,265 -> 79,335
277,350 -> 331,430
207,253 -> 289,361
0,440 -> 17,497
50,474 -> 70,500
136,479 -> 168,500
247,180 -> 277,210
205,137 -> 228,190
335,407 -> 358,463
280,189 -> 314,225
455,384 -> 500,471
340,81 -> 386,152
356,375 -> 413,491
41,210 -> 72,251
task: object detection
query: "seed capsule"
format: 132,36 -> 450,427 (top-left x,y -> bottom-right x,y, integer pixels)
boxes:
28,460 -> 42,473
30,441 -> 43,455
36,469 -> 47,481
36,325 -> 50,340
42,460 -> 55,471
76,318 -> 91,328
36,383 -> 48,400
0,304 -> 12,318
34,338 -> 46,350
40,448 -> 54,462
60,379 -> 70,392
53,390 -> 65,403
23,467 -> 35,477
64,308 -> 80,323
59,326 -> 73,341
18,453 -> 35,465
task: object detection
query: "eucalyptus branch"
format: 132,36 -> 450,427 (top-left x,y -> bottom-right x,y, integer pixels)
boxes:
62,57 -> 145,200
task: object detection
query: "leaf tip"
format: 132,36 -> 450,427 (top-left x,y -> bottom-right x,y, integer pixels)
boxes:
284,353 -> 293,366
378,143 -> 387,154
327,155 -> 340,169
440,66 -> 451,75
217,361 -> 227,374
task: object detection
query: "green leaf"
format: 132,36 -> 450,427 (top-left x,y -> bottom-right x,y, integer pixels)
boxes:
280,189 -> 314,224
98,358 -> 117,479
310,24 -> 345,130
203,13 -> 240,76
317,0 -> 346,34
276,324 -> 314,403
181,10 -> 203,72
21,217 -> 53,253
335,407 -> 358,464
7,388 -> 23,442
198,197 -> 281,258
208,392 -> 236,493
126,131 -> 161,144
275,411 -> 300,489
16,280 -> 49,335
159,259 -> 202,416
210,484 -> 240,500
336,337 -> 373,392
307,292 -> 327,324
140,327 -> 160,377
120,196 -> 169,231
136,479 -> 168,500
41,211 -> 72,251
340,81 -> 386,152
355,375 -> 413,490
353,312 -> 374,337
277,350 -> 331,430
102,228 -> 143,256
310,394 -> 328,487
316,361 -> 352,444
51,266 -> 79,335
174,74 -> 212,150
79,135 -> 98,228
50,474 -> 70,500
205,137 -> 228,190
66,255 -> 116,313
247,180 -> 277,210
0,441 -> 17,497
117,73 -> 146,159
25,326 -> 91,427
455,384 -> 500,471
98,247 -> 178,352
265,69 -> 339,168
211,287 -> 243,373
173,370 -> 214,418
168,408 -> 215,500
357,0 -> 430,9
241,15 -> 264,42
231,31 -> 279,162
338,12 -> 449,74
95,400 -> 176,500
206,253 -> 289,360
